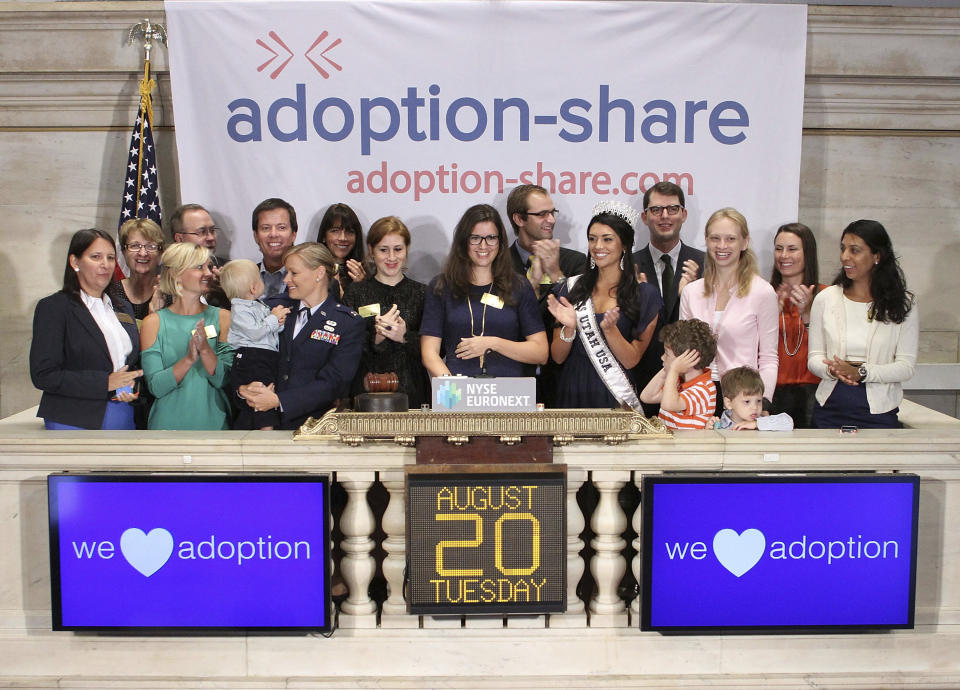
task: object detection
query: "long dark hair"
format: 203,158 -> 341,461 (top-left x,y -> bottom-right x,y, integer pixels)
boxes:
770,222 -> 820,291
435,204 -> 518,305
833,219 -> 912,324
568,213 -> 644,322
318,203 -> 365,266
62,228 -> 116,301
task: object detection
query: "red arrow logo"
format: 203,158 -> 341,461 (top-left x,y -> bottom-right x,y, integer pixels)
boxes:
256,31 -> 295,79
304,31 -> 343,79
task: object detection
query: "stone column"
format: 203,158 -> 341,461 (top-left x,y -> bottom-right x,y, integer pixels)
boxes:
379,470 -> 417,628
337,471 -> 378,628
588,470 -> 629,627
551,467 -> 588,628
630,471 -> 644,624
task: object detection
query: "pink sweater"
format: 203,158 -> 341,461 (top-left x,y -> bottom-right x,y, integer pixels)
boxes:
679,274 -> 779,399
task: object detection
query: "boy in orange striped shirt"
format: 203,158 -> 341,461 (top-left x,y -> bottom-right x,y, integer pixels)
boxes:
641,319 -> 717,430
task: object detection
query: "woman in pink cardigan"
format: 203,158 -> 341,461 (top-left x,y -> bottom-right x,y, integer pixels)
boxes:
679,208 -> 779,411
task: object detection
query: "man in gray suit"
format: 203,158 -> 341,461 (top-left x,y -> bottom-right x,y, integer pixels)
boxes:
632,181 -> 705,412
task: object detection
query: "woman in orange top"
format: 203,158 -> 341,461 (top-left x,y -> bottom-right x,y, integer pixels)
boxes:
770,223 -> 823,428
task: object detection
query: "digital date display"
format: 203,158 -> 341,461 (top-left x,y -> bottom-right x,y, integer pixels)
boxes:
406,466 -> 566,615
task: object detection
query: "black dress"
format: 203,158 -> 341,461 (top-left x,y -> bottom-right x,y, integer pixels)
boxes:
115,280 -> 152,321
341,276 -> 430,409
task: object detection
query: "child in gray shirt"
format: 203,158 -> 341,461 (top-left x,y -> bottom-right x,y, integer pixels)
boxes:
714,366 -> 794,431
221,259 -> 290,429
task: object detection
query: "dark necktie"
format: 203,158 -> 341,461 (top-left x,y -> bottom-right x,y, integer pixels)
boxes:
293,306 -> 309,338
661,255 -> 675,316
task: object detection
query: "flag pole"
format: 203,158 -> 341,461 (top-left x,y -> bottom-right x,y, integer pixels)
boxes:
116,19 -> 167,281
127,19 -> 167,215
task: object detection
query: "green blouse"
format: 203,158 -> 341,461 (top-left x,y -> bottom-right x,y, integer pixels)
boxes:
142,305 -> 234,430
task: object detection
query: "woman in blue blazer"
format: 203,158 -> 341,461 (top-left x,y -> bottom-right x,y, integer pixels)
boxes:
30,229 -> 142,429
239,242 -> 363,430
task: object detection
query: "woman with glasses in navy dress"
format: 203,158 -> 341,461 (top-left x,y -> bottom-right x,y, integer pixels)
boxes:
421,204 -> 547,379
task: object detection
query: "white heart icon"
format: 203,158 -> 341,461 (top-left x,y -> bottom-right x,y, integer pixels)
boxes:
712,528 -> 765,577
120,527 -> 174,577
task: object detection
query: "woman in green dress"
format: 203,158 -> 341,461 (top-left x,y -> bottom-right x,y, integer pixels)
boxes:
140,242 -> 234,430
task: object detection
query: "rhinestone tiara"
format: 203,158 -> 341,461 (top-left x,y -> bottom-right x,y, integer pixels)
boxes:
592,200 -> 640,231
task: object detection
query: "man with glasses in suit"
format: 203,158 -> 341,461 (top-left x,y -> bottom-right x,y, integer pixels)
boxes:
632,181 -> 705,414
169,203 -> 230,308
506,184 -> 587,406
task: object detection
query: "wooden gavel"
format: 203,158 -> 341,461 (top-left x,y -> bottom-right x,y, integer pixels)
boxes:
363,372 -> 399,393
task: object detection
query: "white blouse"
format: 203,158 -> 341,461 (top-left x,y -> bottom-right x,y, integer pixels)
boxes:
80,290 -> 133,372
842,297 -> 872,362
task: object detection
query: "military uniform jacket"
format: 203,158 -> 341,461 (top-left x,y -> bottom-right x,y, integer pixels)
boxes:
276,296 -> 364,430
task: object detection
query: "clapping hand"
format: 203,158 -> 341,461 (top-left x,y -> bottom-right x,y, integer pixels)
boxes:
375,304 -> 406,343
148,277 -> 165,314
599,306 -> 620,333
546,294 -> 576,331
192,317 -> 213,355
346,258 -> 366,284
677,259 -> 700,294
531,239 -> 562,281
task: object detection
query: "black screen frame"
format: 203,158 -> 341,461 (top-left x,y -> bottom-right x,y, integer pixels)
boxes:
405,465 -> 567,616
47,473 -> 333,634
640,472 -> 920,634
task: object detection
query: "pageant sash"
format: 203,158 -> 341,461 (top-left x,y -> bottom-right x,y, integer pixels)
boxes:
567,277 -> 642,410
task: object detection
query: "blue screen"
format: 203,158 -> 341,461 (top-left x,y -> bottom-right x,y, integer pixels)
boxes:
48,475 -> 330,630
642,475 -> 918,630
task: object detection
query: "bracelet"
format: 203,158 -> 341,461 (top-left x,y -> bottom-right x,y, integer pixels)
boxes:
559,325 -> 575,342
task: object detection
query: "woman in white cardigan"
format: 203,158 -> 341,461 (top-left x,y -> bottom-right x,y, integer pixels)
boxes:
807,220 -> 917,428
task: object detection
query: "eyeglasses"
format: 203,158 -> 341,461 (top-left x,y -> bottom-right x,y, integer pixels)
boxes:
125,242 -> 161,253
525,209 -> 559,219
181,226 -> 218,238
644,205 -> 684,217
468,234 -> 500,246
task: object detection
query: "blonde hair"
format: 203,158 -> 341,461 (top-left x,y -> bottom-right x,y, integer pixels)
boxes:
702,207 -> 759,298
219,259 -> 260,300
118,217 -> 164,249
158,242 -> 210,297
283,242 -> 337,290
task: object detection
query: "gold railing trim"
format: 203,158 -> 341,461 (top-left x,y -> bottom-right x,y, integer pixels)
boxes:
294,408 -> 671,445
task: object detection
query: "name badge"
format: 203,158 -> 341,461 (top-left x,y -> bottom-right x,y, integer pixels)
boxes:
190,324 -> 218,339
116,312 -> 135,325
358,303 -> 380,318
481,292 -> 504,309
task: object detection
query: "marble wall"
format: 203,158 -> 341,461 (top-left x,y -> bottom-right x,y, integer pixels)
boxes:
1,2 -> 959,417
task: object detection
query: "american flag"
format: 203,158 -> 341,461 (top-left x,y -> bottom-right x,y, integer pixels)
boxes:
116,78 -> 162,278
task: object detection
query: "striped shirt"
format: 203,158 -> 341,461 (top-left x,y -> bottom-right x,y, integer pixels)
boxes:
659,370 -> 717,430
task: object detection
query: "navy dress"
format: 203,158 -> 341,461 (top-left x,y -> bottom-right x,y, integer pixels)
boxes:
554,281 -> 662,408
421,276 -> 544,377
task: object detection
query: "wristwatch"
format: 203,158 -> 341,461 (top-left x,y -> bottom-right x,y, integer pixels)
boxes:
857,364 -> 868,382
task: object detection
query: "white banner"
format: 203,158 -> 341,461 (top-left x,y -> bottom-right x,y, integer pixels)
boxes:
165,0 -> 806,279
